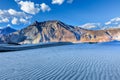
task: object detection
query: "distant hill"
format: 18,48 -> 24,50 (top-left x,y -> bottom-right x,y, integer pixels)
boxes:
0,27 -> 16,43
0,27 -> 16,35
1,20 -> 120,44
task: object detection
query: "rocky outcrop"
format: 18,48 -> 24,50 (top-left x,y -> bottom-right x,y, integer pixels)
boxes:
1,20 -> 120,44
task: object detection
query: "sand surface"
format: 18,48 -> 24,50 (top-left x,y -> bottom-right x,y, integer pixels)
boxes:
0,43 -> 120,80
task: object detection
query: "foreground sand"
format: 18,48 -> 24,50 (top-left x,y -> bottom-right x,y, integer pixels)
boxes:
0,43 -> 120,80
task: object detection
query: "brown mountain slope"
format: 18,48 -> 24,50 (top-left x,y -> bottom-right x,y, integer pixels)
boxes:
79,28 -> 120,42
1,20 -> 120,44
4,21 -> 80,44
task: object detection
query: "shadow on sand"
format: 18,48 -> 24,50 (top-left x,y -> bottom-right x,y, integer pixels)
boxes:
0,42 -> 73,52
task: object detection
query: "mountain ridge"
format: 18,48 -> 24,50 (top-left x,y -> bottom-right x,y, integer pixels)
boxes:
1,20 -> 120,44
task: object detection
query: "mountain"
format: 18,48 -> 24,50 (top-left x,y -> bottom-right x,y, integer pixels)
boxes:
1,20 -> 120,44
0,27 -> 16,35
80,28 -> 120,42
3,20 -> 81,44
0,27 -> 16,43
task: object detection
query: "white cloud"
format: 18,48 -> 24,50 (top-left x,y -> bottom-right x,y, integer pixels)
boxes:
12,17 -> 18,25
11,17 -> 29,25
20,18 -> 28,24
52,0 -> 64,5
40,3 -> 51,12
0,18 -> 9,23
105,17 -> 120,25
105,21 -> 111,25
111,17 -> 120,22
16,1 -> 40,15
15,1 -> 51,14
14,0 -> 21,2
0,9 -> 32,25
104,17 -> 120,29
67,0 -> 73,3
79,23 -> 101,30
8,9 -> 17,15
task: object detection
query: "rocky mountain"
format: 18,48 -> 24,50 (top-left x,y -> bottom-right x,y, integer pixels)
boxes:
1,20 -> 120,44
0,27 -> 16,43
80,28 -> 120,42
0,27 -> 16,35
2,20 -> 81,44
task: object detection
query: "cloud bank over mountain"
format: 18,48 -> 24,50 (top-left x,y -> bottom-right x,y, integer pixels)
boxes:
79,17 -> 120,30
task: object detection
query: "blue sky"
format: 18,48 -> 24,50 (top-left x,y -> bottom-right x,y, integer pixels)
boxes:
0,0 -> 120,29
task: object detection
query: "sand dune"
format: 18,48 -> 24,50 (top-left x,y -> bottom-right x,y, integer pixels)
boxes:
0,43 -> 120,80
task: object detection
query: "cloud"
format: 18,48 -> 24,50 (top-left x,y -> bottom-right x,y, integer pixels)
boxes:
79,23 -> 101,30
16,1 -> 40,15
15,0 -> 51,14
11,17 -> 18,25
103,17 -> 120,29
52,0 -> 64,5
20,18 -> 28,24
40,3 -> 51,12
11,17 -> 28,25
111,17 -> 120,22
105,21 -> 111,25
0,1 -> 52,26
0,18 -> 9,23
67,0 -> 73,3
105,17 -> 120,25
0,9 -> 32,25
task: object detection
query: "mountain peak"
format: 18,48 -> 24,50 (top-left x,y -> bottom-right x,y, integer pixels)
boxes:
0,27 -> 16,35
32,20 -> 63,25
44,20 -> 60,23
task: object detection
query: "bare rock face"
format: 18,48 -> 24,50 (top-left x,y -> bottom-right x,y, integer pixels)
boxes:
5,21 -> 80,44
80,30 -> 111,42
79,28 -> 120,43
1,20 -> 120,44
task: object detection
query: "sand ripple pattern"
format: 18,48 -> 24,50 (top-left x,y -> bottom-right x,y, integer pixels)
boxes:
0,44 -> 120,80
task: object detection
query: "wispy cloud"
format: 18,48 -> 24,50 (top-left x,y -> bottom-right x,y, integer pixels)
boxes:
52,0 -> 74,5
105,17 -> 120,25
103,17 -> 120,29
67,0 -> 73,3
79,23 -> 101,30
52,0 -> 64,5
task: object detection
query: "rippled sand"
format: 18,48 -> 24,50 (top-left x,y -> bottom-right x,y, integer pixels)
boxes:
0,43 -> 120,80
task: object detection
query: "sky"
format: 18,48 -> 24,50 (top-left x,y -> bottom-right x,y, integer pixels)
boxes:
0,0 -> 120,29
